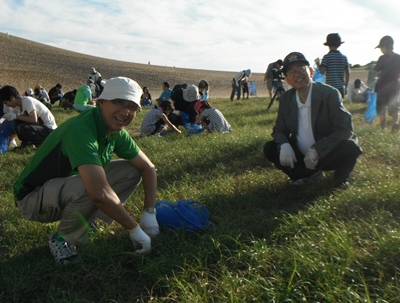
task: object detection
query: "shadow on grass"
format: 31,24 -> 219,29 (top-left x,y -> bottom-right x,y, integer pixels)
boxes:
155,137 -> 269,186
0,173 -> 334,302
204,177 -> 334,239
3,174 -> 392,302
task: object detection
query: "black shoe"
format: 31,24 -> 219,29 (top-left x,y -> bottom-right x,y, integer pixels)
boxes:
289,171 -> 325,185
332,179 -> 350,190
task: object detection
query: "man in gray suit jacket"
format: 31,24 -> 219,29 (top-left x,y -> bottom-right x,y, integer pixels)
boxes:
264,52 -> 362,189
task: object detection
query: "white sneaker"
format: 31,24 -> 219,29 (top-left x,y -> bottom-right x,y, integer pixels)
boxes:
9,139 -> 17,147
49,232 -> 78,265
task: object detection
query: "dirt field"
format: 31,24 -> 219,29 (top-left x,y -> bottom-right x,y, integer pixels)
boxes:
0,33 -> 367,98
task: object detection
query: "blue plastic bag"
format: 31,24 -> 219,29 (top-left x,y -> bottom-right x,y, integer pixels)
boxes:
249,81 -> 257,96
365,92 -> 377,124
0,121 -> 13,154
186,123 -> 205,136
313,68 -> 325,83
181,112 -> 190,128
155,200 -> 210,232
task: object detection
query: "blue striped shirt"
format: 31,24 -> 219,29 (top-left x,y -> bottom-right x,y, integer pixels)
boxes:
321,50 -> 349,90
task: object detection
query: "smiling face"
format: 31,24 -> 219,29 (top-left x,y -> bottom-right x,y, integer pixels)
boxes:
98,99 -> 140,134
285,62 -> 313,90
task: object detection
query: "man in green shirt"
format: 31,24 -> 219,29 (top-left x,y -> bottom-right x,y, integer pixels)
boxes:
73,79 -> 95,112
13,77 -> 159,264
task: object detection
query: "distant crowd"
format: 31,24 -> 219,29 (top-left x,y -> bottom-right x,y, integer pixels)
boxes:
0,67 -> 233,151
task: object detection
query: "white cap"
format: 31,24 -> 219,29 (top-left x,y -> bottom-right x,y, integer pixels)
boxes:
183,84 -> 201,102
98,77 -> 142,107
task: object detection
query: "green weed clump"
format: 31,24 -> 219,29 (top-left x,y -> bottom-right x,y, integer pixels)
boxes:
1,98 -> 400,302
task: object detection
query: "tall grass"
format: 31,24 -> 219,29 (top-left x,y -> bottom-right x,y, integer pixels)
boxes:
1,97 -> 400,302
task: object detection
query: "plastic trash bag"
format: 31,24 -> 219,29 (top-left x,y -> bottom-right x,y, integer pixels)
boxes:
155,200 -> 210,232
250,81 -> 257,96
0,121 -> 13,154
365,92 -> 377,124
313,68 -> 325,83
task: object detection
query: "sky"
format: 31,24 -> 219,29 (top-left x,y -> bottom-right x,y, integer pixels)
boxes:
1,0 -> 399,73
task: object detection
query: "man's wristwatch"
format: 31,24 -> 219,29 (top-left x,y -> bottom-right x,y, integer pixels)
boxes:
144,207 -> 157,214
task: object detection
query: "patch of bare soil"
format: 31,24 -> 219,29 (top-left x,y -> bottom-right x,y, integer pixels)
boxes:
0,33 -> 267,98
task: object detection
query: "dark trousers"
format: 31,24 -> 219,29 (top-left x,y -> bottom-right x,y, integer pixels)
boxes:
151,119 -> 166,135
264,139 -> 362,185
230,80 -> 241,101
168,113 -> 182,128
14,120 -> 53,147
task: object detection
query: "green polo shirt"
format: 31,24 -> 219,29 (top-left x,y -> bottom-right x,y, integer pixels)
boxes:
74,84 -> 92,106
14,106 -> 140,200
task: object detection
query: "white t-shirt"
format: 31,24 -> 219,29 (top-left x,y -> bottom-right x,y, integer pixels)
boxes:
296,84 -> 315,155
348,80 -> 369,103
21,96 -> 57,129
90,72 -> 102,83
34,89 -> 50,102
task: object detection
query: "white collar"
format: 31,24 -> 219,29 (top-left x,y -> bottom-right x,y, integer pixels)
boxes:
296,83 -> 313,108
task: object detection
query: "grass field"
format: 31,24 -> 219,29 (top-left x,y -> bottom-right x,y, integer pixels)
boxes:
1,96 -> 400,303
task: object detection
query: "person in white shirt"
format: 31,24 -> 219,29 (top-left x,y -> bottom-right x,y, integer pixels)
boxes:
0,85 -> 57,147
263,52 -> 362,189
89,67 -> 104,98
89,67 -> 102,83
348,79 -> 370,103
230,69 -> 251,101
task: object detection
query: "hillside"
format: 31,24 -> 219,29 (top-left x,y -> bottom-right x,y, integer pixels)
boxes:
0,33 -> 267,98
0,33 -> 368,98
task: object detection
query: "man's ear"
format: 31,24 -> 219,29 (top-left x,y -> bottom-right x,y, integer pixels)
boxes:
308,66 -> 314,79
97,99 -> 105,108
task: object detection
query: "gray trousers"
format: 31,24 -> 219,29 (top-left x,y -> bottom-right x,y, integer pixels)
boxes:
17,160 -> 142,245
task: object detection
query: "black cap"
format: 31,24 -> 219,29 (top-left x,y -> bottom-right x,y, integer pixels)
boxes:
324,33 -> 344,46
282,52 -> 310,74
375,35 -> 394,49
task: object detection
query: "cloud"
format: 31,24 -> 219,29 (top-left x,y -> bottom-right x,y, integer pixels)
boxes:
0,0 -> 400,72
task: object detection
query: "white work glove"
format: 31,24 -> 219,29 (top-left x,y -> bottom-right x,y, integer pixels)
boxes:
129,225 -> 151,254
279,143 -> 297,168
4,113 -> 16,121
304,148 -> 319,170
139,211 -> 160,239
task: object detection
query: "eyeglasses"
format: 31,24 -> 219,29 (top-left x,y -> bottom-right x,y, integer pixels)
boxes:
286,66 -> 308,77
110,100 -> 141,113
